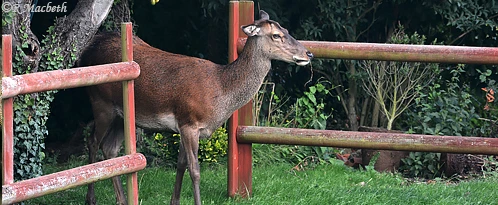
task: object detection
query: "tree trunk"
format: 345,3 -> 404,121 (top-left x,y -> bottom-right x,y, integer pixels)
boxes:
347,61 -> 359,131
359,97 -> 370,126
102,0 -> 132,32
3,0 -> 41,70
3,0 -> 114,70
371,100 -> 380,127
387,119 -> 393,130
42,0 -> 114,68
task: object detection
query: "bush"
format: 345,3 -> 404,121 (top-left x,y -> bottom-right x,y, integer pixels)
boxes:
405,65 -> 480,136
139,127 -> 228,167
198,127 -> 228,163
400,65 -> 481,178
400,152 -> 443,179
475,68 -> 497,138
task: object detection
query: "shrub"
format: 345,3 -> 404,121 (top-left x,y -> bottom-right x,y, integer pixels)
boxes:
139,127 -> 228,166
294,82 -> 331,130
400,152 -> 443,179
475,68 -> 497,138
406,65 -> 480,136
198,127 -> 228,163
400,65 -> 481,178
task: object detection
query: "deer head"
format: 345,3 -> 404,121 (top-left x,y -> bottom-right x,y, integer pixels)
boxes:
241,10 -> 313,66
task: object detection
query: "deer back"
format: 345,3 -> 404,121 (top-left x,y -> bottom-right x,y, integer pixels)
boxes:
80,33 -> 225,134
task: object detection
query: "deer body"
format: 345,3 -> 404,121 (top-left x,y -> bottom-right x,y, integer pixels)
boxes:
79,11 -> 311,205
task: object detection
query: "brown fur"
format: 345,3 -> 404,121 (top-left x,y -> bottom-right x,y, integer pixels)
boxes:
79,10 -> 312,205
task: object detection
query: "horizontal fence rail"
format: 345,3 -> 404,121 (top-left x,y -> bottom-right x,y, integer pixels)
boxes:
237,38 -> 498,64
2,153 -> 146,204
2,61 -> 140,99
237,126 -> 498,155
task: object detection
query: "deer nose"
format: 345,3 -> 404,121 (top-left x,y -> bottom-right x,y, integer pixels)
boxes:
306,51 -> 314,59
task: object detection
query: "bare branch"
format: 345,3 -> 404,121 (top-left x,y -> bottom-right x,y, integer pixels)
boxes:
356,1 -> 381,39
360,56 -> 438,130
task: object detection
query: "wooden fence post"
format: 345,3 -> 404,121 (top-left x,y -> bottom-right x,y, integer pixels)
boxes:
227,0 -> 254,198
121,22 -> 139,205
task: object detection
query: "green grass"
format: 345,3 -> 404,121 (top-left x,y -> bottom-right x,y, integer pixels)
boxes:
26,159 -> 498,205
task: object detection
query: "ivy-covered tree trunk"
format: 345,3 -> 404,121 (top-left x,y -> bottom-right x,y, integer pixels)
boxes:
103,0 -> 132,32
2,0 -> 113,180
3,0 -> 41,70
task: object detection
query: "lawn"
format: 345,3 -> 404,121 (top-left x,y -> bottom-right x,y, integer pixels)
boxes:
25,158 -> 498,205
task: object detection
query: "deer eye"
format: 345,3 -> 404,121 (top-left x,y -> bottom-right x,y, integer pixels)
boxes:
272,34 -> 281,40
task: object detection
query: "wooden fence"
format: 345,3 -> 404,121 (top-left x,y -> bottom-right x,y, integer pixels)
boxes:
2,23 -> 145,205
227,0 -> 498,198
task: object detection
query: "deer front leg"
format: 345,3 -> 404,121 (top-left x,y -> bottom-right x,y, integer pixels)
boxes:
180,126 -> 202,205
170,143 -> 187,205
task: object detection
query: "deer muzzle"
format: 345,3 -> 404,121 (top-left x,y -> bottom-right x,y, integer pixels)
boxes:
293,51 -> 313,66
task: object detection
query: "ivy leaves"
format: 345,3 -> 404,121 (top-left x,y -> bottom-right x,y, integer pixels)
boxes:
11,23 -> 73,180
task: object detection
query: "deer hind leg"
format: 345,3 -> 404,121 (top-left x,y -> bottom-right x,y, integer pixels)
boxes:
179,126 -> 202,205
85,110 -> 116,205
170,142 -> 187,205
101,117 -> 127,205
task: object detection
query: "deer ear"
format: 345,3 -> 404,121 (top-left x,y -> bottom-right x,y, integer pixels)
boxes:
241,24 -> 261,37
259,10 -> 270,20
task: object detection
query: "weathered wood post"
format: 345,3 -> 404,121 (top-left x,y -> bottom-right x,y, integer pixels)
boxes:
2,34 -> 14,187
121,22 -> 139,205
227,0 -> 254,198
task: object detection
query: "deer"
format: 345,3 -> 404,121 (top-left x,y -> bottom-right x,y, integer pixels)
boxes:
78,10 -> 312,205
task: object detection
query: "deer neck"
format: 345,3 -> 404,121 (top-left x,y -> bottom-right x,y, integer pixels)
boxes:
219,37 -> 271,115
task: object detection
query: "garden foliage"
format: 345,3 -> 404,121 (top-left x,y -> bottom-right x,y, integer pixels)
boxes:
8,24 -> 76,180
400,65 -> 485,178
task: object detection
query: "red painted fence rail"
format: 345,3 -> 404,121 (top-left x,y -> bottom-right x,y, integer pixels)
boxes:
2,153 -> 146,204
237,38 -> 498,64
2,61 -> 140,99
237,126 -> 498,155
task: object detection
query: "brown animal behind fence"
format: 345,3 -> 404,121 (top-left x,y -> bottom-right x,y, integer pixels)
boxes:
78,10 -> 312,205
